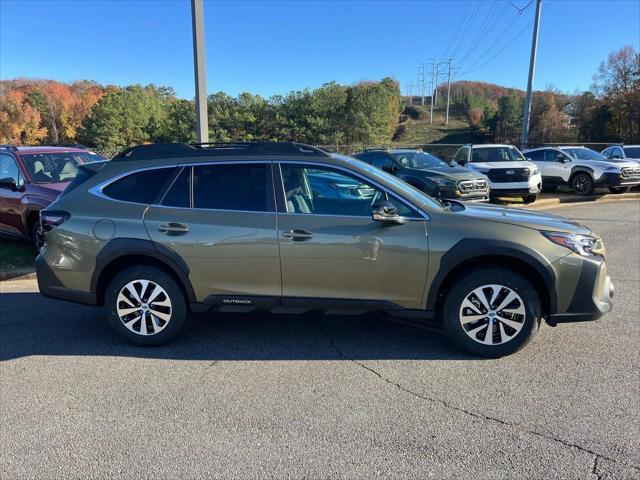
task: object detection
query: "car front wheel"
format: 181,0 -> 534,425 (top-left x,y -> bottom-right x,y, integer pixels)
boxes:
522,194 -> 537,204
571,172 -> 595,196
442,268 -> 541,357
104,266 -> 189,346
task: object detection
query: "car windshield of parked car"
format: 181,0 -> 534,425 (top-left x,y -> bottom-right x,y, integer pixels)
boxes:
21,153 -> 94,183
390,151 -> 449,169
471,147 -> 525,163
562,148 -> 605,161
623,147 -> 640,158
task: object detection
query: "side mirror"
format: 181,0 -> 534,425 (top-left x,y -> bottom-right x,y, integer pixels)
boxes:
0,177 -> 17,190
372,201 -> 407,225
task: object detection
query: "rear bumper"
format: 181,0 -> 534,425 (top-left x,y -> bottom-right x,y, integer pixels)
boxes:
549,255 -> 613,324
36,255 -> 97,306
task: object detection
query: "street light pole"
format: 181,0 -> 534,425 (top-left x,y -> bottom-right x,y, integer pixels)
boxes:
191,0 -> 209,143
520,0 -> 542,150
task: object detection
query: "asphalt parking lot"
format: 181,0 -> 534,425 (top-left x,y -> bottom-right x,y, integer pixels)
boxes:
1,200 -> 639,480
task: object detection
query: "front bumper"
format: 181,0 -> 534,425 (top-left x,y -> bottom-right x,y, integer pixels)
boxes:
488,173 -> 542,196
549,254 -> 614,324
595,172 -> 640,188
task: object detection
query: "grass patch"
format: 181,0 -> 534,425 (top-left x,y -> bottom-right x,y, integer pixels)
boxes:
0,240 -> 35,270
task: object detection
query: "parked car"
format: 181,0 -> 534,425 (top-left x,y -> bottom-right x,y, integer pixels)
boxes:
0,145 -> 106,251
352,149 -> 490,202
524,146 -> 640,196
36,142 -> 613,357
451,144 -> 541,203
601,145 -> 640,164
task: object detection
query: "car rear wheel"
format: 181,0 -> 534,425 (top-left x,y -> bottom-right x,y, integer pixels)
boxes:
104,266 -> 188,346
30,221 -> 46,254
571,172 -> 595,196
442,268 -> 541,357
609,186 -> 631,194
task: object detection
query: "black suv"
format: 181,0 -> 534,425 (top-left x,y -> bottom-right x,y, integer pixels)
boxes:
353,149 -> 490,202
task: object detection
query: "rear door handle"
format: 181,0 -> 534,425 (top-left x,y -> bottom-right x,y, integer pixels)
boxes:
282,229 -> 313,240
158,222 -> 189,234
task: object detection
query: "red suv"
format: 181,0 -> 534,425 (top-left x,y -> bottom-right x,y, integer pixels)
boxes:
0,145 -> 106,251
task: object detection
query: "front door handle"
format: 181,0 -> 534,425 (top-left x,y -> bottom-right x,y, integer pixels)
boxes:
282,229 -> 313,240
158,222 -> 189,234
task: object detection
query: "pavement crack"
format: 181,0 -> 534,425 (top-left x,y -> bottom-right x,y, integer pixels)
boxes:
591,455 -> 602,480
319,324 -> 640,473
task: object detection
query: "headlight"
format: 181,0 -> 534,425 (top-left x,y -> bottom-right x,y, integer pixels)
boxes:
603,166 -> 620,172
542,231 -> 604,256
529,166 -> 539,175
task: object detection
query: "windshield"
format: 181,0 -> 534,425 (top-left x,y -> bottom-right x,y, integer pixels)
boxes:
21,152 -> 105,183
471,146 -> 525,163
623,147 -> 640,158
561,148 -> 605,161
390,151 -> 450,169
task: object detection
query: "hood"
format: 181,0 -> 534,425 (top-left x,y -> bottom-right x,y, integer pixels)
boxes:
468,160 -> 536,170
406,165 -> 484,181
31,182 -> 69,198
455,202 -> 590,235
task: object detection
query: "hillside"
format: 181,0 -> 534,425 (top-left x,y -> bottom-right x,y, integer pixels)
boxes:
392,105 -> 486,145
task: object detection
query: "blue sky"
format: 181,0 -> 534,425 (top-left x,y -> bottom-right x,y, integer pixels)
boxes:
1,0 -> 638,98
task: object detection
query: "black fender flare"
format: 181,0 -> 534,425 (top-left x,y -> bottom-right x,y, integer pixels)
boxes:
425,238 -> 558,314
569,166 -> 594,182
90,238 -> 197,303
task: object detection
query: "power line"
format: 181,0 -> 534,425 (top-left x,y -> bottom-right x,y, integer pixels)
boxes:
456,0 -> 502,70
441,0 -> 474,60
449,0 -> 483,60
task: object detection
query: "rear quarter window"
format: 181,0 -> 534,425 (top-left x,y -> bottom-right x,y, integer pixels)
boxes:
103,168 -> 176,204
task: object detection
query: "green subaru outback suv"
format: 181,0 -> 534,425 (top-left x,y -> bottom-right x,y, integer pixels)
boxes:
36,143 -> 614,357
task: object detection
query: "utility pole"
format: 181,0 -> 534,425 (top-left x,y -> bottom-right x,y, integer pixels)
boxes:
418,63 -> 426,106
434,63 -> 439,107
191,0 -> 208,142
445,59 -> 453,125
520,0 -> 542,150
430,61 -> 436,124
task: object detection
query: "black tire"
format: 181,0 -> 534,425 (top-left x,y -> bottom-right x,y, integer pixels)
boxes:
608,186 -> 631,194
30,221 -> 45,254
522,194 -> 537,204
104,266 -> 189,346
570,172 -> 595,196
442,268 -> 541,358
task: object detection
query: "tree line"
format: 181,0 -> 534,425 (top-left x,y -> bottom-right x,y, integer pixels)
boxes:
443,45 -> 639,145
0,77 -> 401,150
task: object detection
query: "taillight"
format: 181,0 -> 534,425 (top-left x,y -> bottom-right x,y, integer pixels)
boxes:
40,210 -> 70,231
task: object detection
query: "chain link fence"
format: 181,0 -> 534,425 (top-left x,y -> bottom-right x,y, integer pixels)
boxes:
91,142 -> 620,162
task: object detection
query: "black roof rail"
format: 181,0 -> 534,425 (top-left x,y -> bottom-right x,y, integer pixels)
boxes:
56,143 -> 87,149
112,142 -> 330,161
0,144 -> 18,152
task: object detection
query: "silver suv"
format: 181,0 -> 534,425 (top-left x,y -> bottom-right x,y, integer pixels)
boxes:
523,146 -> 640,195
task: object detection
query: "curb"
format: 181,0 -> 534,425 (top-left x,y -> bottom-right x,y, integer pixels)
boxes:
0,269 -> 36,282
497,192 -> 640,211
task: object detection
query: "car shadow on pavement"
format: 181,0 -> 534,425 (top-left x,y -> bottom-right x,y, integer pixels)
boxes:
0,292 -> 476,362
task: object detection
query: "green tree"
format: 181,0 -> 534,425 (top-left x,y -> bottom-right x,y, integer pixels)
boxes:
495,94 -> 523,142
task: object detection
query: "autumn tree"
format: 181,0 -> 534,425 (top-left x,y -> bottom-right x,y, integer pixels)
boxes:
592,45 -> 640,142
0,90 -> 47,144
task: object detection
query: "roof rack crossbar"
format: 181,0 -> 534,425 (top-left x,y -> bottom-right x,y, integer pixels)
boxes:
111,142 -> 330,161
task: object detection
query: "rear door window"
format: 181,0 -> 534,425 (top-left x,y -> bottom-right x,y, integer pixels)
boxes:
103,168 -> 175,204
193,163 -> 270,212
161,167 -> 191,208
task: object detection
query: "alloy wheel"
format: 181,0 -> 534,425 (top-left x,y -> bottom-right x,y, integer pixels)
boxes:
116,279 -> 172,336
458,284 -> 526,346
